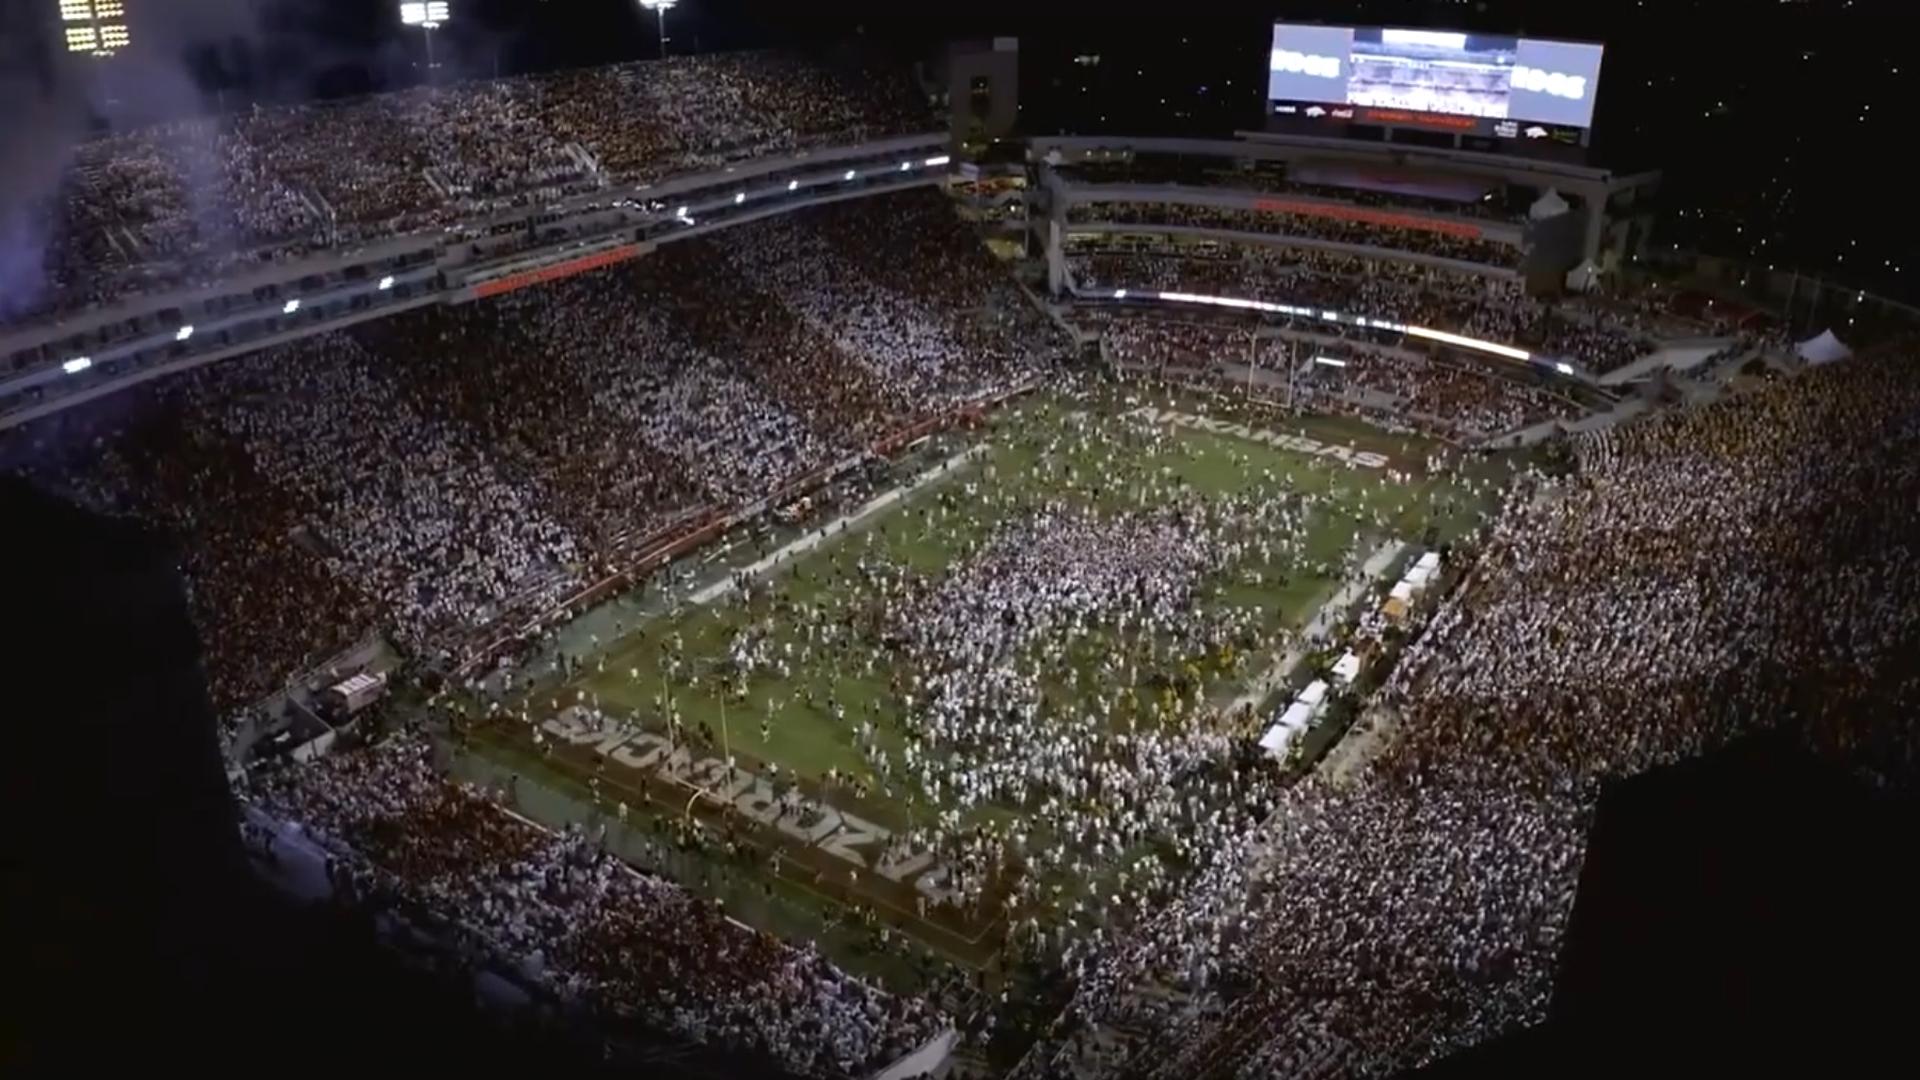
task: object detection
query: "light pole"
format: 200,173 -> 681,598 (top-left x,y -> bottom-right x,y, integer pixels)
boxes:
399,2 -> 451,81
639,0 -> 679,59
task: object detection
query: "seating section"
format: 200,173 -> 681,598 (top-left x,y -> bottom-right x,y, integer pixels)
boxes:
1069,246 -> 1660,373
1055,159 -> 1528,224
1101,312 -> 1581,440
1025,341 -> 1920,1080
0,51 -> 932,327
252,734 -> 946,1078
8,190 -> 1048,711
1064,201 -> 1520,268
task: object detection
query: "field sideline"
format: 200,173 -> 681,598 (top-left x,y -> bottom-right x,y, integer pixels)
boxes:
458,385 -> 1504,976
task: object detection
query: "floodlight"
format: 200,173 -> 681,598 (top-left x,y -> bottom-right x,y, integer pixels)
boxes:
63,357 -> 92,375
844,170 -> 856,181
399,1 -> 450,27
638,0 -> 680,59
399,2 -> 451,77
175,325 -> 193,341
733,192 -> 745,204
378,276 -> 395,290
59,1 -> 130,57
283,298 -> 301,314
787,180 -> 798,191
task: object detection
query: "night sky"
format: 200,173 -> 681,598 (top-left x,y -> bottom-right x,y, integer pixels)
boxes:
90,0 -> 1920,299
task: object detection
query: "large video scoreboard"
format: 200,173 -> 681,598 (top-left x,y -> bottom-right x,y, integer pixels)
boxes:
1267,24 -> 1604,149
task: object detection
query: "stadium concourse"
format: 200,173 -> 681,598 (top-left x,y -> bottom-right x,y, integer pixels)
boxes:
4,47 -> 1916,1080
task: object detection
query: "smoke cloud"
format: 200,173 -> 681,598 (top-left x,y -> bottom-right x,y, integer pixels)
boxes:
0,65 -> 87,323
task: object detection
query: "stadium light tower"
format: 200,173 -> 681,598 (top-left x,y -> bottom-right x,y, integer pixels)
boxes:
56,0 -> 132,59
639,0 -> 678,60
399,1 -> 451,79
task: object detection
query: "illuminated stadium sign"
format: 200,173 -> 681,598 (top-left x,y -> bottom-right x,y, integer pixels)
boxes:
58,0 -> 130,57
1267,24 -> 1603,143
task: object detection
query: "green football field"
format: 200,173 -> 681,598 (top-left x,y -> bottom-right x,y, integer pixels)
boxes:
464,384 -> 1506,973
578,394 -> 1471,775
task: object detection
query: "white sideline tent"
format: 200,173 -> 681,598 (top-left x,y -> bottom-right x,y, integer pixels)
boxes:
1258,724 -> 1299,757
1796,329 -> 1852,365
1529,188 -> 1571,220
1331,651 -> 1363,685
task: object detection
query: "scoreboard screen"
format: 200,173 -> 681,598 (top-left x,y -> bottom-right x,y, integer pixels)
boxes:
1267,24 -> 1604,145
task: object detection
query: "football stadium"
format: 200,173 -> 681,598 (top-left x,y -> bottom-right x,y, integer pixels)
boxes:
6,3 -> 1918,1079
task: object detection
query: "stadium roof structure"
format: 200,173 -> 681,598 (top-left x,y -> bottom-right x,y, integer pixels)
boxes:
1405,734 -> 1920,1077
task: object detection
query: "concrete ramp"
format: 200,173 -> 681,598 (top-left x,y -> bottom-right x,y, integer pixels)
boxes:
1562,397 -> 1649,434
1598,340 -> 1737,386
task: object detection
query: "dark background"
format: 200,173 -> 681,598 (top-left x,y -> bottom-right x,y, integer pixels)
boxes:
44,0 -> 1907,300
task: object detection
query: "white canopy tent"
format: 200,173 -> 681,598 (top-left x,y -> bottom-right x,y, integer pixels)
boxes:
1528,188 -> 1571,220
1795,329 -> 1852,365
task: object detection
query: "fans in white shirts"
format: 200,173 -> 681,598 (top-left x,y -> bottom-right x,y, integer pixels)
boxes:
2,50 -> 931,327
1018,342 -> 1920,1080
1070,244 -> 1660,373
6,193 -> 1045,711
250,732 -> 947,1078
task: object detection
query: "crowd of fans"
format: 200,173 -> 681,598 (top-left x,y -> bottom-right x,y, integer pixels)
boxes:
251,733 -> 947,1076
4,191 -> 1046,714
1067,243 -> 1661,373
4,189 -> 1067,1075
13,141 -> 1908,1080
717,193 -> 1050,409
1098,317 -> 1291,375
1063,201 -> 1521,270
1096,311 -> 1581,441
1015,341 -> 1920,1079
627,383 -> 1470,1070
0,51 -> 931,328
1288,343 -> 1582,439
